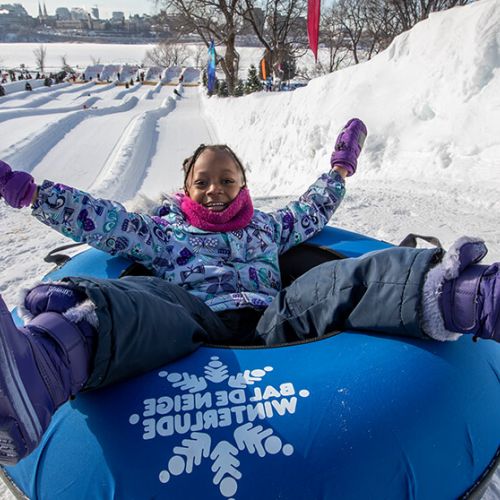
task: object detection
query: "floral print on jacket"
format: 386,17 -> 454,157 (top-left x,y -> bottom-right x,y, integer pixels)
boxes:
32,172 -> 345,312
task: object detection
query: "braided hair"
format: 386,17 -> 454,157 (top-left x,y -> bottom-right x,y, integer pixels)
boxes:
182,144 -> 247,192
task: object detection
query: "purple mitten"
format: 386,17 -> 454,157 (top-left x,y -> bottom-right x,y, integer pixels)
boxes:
0,160 -> 37,208
330,118 -> 368,176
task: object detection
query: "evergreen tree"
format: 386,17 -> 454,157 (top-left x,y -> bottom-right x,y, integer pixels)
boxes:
234,79 -> 245,97
217,79 -> 229,97
245,65 -> 262,94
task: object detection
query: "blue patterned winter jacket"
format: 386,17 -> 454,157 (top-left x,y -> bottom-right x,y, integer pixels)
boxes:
32,171 -> 345,312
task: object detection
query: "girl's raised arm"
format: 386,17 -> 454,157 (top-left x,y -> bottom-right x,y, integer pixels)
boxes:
0,160 -> 175,270
268,118 -> 367,254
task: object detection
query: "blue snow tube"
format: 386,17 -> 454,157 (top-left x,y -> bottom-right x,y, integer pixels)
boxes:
1,227 -> 499,500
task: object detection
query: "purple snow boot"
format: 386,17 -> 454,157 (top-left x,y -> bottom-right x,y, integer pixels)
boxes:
0,291 -> 94,464
330,118 -> 368,176
424,238 -> 500,342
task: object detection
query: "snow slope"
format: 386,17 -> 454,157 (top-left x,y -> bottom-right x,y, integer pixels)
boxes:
0,1 -> 499,498
204,0 -> 500,262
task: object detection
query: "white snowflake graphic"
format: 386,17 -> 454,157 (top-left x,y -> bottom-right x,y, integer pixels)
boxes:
128,356 -> 310,499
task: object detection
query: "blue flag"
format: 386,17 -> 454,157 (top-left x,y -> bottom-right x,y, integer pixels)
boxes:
207,40 -> 216,93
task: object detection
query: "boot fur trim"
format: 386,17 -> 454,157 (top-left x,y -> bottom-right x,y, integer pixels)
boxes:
421,236 -> 485,341
16,281 -> 99,328
63,299 -> 99,328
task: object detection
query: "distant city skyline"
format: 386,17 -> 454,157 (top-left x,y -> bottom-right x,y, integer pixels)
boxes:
18,0 -> 159,18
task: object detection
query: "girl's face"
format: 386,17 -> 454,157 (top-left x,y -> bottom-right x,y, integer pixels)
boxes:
185,149 -> 245,211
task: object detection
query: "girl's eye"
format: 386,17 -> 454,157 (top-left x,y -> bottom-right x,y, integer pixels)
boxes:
194,180 -> 207,187
223,179 -> 235,184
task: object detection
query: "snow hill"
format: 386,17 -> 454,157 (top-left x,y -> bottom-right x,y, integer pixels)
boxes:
205,0 -> 500,256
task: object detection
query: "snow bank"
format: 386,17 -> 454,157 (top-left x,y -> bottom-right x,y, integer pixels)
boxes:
204,0 -> 500,202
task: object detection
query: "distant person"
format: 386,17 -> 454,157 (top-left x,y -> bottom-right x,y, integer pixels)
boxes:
0,85 -> 5,96
117,72 -> 121,82
179,74 -> 184,83
129,78 -> 134,86
36,72 -> 41,79
125,82 -> 129,89
82,73 -> 86,81
24,82 -> 32,91
43,77 -> 52,87
97,73 -> 100,81
0,120 -> 499,468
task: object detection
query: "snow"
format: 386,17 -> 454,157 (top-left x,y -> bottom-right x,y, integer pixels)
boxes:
0,0 -> 499,497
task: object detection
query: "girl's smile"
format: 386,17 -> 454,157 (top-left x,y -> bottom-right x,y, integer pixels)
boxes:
185,149 -> 245,210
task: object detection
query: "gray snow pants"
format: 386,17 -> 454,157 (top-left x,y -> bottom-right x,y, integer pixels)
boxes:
64,245 -> 443,391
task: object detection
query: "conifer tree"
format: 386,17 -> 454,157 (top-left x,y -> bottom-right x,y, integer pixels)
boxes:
245,64 -> 262,94
217,79 -> 229,97
234,79 -> 245,97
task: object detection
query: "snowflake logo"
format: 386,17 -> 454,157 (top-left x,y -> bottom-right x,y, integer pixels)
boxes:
128,356 -> 311,499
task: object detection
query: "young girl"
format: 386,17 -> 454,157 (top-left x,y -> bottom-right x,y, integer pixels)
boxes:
0,119 -> 498,465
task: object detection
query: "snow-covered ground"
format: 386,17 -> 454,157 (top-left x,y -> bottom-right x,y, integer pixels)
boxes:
0,0 -> 499,498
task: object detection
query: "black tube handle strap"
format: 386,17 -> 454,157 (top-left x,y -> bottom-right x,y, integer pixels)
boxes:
398,233 -> 443,249
44,242 -> 86,266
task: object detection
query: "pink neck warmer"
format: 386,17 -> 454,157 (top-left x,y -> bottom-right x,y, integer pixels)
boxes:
179,188 -> 254,232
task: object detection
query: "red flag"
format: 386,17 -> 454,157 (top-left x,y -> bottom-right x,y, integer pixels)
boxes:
307,0 -> 321,62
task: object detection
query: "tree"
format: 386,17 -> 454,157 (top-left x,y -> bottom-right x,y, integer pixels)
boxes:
245,64 -> 262,94
190,44 -> 206,68
158,0 -> 241,95
241,0 -> 308,81
144,40 -> 190,67
33,44 -> 47,73
217,79 -> 229,96
317,4 -> 349,74
234,79 -> 245,96
60,55 -> 74,74
388,0 -> 472,32
319,0 -> 472,69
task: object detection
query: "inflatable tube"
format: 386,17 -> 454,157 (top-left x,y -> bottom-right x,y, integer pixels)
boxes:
2,227 -> 499,499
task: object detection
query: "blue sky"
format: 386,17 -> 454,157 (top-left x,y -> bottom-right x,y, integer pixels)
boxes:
20,0 -> 159,18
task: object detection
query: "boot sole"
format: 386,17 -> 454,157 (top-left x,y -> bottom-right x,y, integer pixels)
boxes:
0,304 -> 43,465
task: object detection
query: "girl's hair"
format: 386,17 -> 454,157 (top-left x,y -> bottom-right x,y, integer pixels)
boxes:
182,144 -> 247,191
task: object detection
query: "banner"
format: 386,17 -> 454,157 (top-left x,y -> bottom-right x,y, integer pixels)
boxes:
260,57 -> 267,81
307,0 -> 321,62
207,40 -> 216,93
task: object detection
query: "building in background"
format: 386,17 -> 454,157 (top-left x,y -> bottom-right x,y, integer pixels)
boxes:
55,7 -> 71,20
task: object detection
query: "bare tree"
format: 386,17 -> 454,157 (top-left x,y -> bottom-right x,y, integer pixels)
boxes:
241,0 -> 308,80
318,4 -> 349,74
321,0 -> 472,68
60,55 -> 74,73
144,40 -> 190,67
90,55 -> 101,65
158,0 -> 242,95
190,44 -> 206,68
388,0 -> 472,31
33,44 -> 47,73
